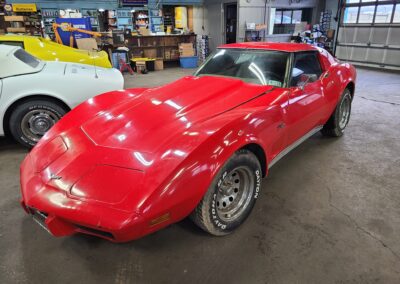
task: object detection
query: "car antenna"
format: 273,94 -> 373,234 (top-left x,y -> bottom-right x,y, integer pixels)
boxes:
91,49 -> 99,79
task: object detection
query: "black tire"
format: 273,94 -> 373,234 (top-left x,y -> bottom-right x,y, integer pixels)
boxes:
321,88 -> 352,137
190,149 -> 262,236
9,99 -> 68,148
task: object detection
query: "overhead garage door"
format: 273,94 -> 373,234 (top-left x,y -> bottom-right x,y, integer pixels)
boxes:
336,0 -> 400,71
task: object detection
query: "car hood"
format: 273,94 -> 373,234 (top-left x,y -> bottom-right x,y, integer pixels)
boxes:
81,76 -> 273,153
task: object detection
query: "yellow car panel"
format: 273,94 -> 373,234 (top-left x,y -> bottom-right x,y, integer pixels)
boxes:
0,35 -> 112,68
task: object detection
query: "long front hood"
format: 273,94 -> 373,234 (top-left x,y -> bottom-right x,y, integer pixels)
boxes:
82,76 -> 273,152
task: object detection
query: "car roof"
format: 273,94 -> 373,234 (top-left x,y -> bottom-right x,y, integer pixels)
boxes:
0,44 -> 19,56
0,45 -> 44,78
218,42 -> 318,52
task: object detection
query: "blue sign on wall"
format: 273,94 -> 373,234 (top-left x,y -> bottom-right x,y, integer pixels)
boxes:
55,18 -> 92,47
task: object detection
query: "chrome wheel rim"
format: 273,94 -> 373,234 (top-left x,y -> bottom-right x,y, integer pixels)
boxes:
20,110 -> 59,142
338,95 -> 351,130
216,167 -> 254,222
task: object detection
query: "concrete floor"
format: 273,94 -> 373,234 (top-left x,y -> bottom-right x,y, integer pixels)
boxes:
0,67 -> 399,284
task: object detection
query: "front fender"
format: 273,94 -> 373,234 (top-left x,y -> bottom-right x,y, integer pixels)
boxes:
35,88 -> 148,148
137,109 -> 268,232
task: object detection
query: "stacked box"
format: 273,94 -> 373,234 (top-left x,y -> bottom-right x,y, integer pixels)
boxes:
155,59 -> 164,70
179,43 -> 195,57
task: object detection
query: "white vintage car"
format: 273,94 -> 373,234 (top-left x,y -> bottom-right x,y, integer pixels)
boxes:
0,45 -> 124,147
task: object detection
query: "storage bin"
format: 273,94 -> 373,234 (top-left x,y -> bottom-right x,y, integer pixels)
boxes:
180,56 -> 198,68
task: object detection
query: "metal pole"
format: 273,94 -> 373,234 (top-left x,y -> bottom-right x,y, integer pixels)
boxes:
333,0 -> 343,56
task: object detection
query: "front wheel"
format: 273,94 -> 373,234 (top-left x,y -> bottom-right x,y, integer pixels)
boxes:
321,88 -> 352,137
9,99 -> 68,148
190,149 -> 262,236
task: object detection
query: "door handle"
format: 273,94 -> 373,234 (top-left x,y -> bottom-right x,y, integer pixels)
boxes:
323,72 -> 330,78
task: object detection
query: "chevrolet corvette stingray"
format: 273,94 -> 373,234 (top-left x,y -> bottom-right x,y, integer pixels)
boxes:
0,45 -> 123,148
20,42 -> 356,242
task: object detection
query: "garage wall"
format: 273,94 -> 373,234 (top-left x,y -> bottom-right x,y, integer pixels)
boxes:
192,6 -> 209,36
237,0 -> 321,42
205,0 -> 322,52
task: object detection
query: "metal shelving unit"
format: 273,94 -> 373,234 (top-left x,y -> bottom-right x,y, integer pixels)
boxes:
42,9 -> 58,37
81,9 -> 100,31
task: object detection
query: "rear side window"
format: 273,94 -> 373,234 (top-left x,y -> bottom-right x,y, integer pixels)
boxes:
0,41 -> 24,48
290,52 -> 322,86
13,49 -> 40,68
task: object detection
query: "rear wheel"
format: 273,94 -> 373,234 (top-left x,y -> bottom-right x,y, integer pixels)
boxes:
321,88 -> 352,137
9,99 -> 68,148
191,149 -> 262,236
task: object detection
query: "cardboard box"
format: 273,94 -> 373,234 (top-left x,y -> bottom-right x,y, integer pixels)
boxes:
155,59 -> 164,70
6,27 -> 26,33
4,16 -> 27,22
144,48 -> 157,58
180,49 -> 195,56
327,29 -> 335,39
255,24 -> 267,31
138,27 -> 150,36
179,43 -> 193,49
179,43 -> 195,57
76,38 -> 98,51
136,61 -> 146,73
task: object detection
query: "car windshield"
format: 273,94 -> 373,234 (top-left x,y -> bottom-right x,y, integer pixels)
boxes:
13,48 -> 40,68
195,49 -> 289,87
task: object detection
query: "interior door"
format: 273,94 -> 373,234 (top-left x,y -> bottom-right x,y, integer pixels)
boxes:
286,51 -> 325,145
225,3 -> 237,44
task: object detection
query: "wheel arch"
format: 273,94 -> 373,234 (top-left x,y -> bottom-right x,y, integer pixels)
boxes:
346,81 -> 355,100
240,143 -> 267,177
3,94 -> 71,136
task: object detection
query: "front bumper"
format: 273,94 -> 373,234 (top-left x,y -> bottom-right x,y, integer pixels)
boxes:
20,154 -> 149,242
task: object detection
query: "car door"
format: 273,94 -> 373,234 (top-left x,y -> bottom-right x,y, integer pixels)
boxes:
286,51 -> 325,146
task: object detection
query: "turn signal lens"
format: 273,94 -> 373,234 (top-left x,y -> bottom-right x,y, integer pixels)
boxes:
149,213 -> 170,227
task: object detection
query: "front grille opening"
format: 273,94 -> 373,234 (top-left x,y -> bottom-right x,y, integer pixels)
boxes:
28,207 -> 48,218
75,224 -> 114,239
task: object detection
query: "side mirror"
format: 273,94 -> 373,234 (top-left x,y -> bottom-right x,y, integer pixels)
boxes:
297,74 -> 318,90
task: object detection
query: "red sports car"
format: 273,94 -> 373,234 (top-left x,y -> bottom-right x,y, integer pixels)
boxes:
20,43 -> 356,242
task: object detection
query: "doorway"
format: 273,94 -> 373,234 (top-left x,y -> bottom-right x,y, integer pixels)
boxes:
225,3 -> 237,44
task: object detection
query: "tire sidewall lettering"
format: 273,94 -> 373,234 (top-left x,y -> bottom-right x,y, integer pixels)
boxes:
211,193 -> 227,230
254,169 -> 261,199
